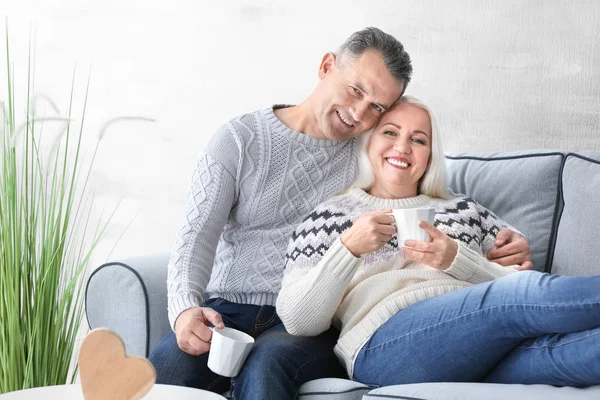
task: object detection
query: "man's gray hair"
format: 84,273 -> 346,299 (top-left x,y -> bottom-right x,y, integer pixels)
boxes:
336,27 -> 413,93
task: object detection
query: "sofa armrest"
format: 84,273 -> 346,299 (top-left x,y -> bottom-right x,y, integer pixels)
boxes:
85,253 -> 171,357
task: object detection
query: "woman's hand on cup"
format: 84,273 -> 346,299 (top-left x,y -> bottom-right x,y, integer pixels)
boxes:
402,221 -> 458,270
174,307 -> 225,356
341,210 -> 396,257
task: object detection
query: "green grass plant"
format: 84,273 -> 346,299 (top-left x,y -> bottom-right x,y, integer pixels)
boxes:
0,24 -> 146,393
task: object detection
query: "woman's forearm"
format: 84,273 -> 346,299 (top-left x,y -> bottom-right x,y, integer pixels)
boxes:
277,238 -> 361,336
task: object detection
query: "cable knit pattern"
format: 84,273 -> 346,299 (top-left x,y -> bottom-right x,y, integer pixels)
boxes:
277,188 -> 520,376
167,106 -> 357,328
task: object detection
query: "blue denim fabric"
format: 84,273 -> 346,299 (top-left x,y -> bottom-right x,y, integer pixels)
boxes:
148,298 -> 344,399
353,271 -> 600,387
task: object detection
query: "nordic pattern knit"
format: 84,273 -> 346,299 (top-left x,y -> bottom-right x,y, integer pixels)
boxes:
276,188 -> 519,376
167,106 -> 357,328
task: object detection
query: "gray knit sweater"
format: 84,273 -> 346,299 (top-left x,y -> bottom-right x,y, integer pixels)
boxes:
277,188 -> 519,376
167,106 -> 357,328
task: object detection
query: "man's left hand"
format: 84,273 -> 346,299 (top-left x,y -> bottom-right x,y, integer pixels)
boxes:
486,229 -> 533,271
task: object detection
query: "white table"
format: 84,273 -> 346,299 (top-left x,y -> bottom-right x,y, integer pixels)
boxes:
0,383 -> 226,399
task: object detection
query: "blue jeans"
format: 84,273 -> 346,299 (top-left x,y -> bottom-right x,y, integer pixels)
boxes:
148,298 -> 345,399
353,271 -> 600,387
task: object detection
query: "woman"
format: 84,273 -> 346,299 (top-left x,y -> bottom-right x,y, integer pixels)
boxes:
276,96 -> 600,388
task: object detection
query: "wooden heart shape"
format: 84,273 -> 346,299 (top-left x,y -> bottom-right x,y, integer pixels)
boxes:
79,328 -> 156,400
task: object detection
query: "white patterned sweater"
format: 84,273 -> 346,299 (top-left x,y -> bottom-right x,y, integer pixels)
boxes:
276,188 -> 520,377
166,107 -> 357,328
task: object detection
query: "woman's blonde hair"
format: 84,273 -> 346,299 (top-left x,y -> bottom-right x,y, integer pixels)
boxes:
348,95 -> 451,199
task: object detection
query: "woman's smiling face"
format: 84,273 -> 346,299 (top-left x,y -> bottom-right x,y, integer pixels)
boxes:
367,102 -> 432,199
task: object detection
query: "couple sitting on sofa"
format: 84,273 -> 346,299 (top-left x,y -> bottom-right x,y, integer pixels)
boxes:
148,27 -> 600,400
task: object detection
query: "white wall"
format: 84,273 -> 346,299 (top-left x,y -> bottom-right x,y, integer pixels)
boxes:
3,0 -> 600,267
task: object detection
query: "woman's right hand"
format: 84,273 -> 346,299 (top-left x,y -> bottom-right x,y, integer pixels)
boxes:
341,209 -> 396,257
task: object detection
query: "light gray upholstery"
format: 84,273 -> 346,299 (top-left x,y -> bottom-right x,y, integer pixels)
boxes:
85,253 -> 171,357
85,150 -> 600,399
551,152 -> 600,275
298,378 -> 371,400
364,382 -> 600,399
445,150 -> 564,272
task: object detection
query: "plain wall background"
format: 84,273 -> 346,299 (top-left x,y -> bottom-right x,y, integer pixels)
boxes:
3,0 -> 600,269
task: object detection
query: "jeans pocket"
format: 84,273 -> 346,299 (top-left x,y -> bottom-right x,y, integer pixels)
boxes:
252,306 -> 280,334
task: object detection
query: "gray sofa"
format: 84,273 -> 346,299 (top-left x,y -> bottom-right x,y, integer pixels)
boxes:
85,150 -> 600,399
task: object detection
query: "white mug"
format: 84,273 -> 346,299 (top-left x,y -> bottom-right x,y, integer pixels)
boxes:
207,327 -> 254,377
392,207 -> 436,247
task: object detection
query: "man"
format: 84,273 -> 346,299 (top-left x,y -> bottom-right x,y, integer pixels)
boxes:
149,27 -> 532,399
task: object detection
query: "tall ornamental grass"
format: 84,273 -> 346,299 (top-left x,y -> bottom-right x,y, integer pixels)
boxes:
0,26 -> 148,393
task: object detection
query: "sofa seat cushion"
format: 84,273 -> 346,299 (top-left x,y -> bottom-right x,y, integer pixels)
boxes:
364,382 -> 600,400
298,378 -> 371,400
445,151 -> 564,272
551,152 -> 600,275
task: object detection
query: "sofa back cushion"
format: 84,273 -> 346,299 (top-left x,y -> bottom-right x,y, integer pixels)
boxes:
445,151 -> 564,272
550,152 -> 600,275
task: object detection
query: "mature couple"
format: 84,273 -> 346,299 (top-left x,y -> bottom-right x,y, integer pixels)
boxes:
149,28 -> 600,399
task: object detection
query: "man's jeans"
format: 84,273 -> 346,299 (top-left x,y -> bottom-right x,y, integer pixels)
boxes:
353,271 -> 600,387
149,298 -> 345,399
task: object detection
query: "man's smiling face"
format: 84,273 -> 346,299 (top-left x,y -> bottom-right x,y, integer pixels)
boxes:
311,50 -> 405,141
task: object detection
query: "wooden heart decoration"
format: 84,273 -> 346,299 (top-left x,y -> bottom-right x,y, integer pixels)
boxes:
79,328 -> 156,400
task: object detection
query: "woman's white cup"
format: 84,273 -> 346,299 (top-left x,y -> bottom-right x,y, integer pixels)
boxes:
207,327 -> 255,377
392,207 -> 436,247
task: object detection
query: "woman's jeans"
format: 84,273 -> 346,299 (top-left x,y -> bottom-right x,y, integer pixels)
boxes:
148,298 -> 345,400
353,271 -> 600,387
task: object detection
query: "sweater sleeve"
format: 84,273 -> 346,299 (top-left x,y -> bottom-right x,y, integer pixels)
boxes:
276,206 -> 360,337
167,124 -> 239,329
443,242 -> 518,284
443,198 -> 519,284
475,200 -> 524,256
